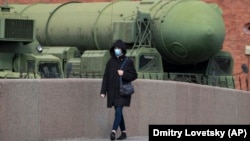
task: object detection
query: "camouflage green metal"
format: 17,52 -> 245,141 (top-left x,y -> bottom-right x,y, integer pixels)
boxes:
3,0 -> 235,89
0,5 -> 64,79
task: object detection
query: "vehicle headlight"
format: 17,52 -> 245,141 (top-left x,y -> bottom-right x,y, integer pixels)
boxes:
37,45 -> 43,53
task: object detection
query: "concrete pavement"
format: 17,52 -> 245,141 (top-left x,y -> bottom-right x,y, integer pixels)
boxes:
50,136 -> 148,141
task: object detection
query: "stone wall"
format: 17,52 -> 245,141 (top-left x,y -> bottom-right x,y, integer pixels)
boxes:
0,79 -> 249,141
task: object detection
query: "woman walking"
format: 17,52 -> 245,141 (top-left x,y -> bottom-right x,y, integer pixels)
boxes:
100,39 -> 137,140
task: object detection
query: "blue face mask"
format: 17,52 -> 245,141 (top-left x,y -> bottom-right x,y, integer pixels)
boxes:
114,48 -> 122,56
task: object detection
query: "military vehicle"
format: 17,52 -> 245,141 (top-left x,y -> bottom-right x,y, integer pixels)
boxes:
6,0 -> 235,88
0,5 -> 64,78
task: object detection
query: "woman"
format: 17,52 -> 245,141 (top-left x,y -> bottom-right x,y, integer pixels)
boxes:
100,39 -> 137,140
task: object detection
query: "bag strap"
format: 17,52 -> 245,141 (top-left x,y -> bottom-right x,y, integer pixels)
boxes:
120,58 -> 128,70
120,58 -> 129,85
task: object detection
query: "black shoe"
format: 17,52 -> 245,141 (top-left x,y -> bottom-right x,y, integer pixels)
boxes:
117,132 -> 127,140
110,132 -> 116,140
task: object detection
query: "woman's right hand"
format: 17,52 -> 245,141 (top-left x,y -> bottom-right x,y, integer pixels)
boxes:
100,94 -> 105,98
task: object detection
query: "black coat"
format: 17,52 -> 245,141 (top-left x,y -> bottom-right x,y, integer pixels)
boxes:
100,40 -> 137,108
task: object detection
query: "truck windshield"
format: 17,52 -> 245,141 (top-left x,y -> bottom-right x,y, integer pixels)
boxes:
38,62 -> 62,78
208,57 -> 232,75
139,54 -> 161,72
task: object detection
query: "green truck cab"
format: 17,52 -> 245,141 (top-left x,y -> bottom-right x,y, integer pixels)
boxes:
0,5 -> 63,79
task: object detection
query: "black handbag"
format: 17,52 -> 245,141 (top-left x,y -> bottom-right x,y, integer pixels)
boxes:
119,58 -> 135,96
120,81 -> 134,96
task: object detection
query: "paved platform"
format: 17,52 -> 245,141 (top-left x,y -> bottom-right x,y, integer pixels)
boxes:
51,136 -> 148,141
